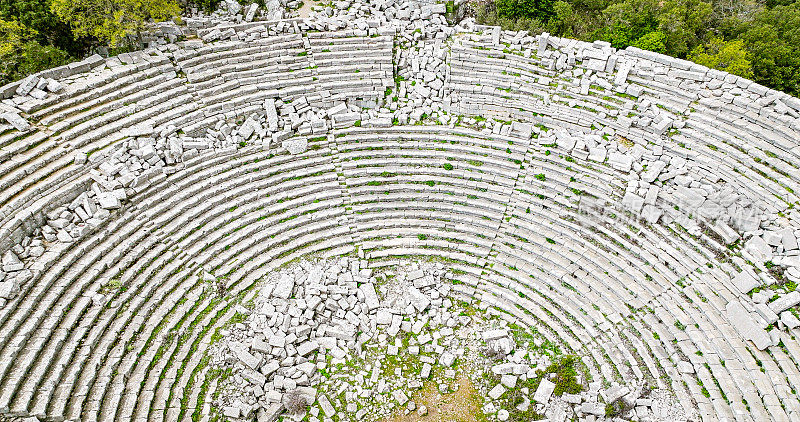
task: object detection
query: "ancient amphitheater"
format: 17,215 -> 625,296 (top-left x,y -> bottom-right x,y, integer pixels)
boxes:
1,1 -> 800,421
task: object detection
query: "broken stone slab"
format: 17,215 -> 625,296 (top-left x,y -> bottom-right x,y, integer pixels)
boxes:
296,340 -> 319,356
331,112 -> 359,128
243,368 -> 267,386
0,279 -> 19,299
408,287 -> 430,311
439,351 -> 456,367
407,269 -> 424,280
713,221 -> 740,244
318,394 -> 336,417
781,311 -> 800,329
602,384 -> 630,403
257,403 -> 283,422
392,390 -> 409,405
326,102 -> 348,117
608,152 -> 632,172
282,138 -> 308,154
261,361 -> 279,377
640,160 -> 666,183
124,123 -> 154,138
509,121 -> 532,139
755,303 -> 779,325
265,99 -> 279,131
245,3 -> 259,21
360,282 -> 380,311
488,383 -> 506,400
272,274 -> 295,299
768,292 -> 800,314
587,146 -> 606,163
652,117 -> 673,135
232,344 -> 263,370
96,192 -> 121,210
641,204 -> 662,224
726,301 -> 771,350
2,251 -> 23,272
15,76 -> 39,96
745,236 -> 772,262
481,329 -> 509,341
621,192 -> 644,214
1,112 -> 30,131
731,269 -> 760,294
533,378 -> 555,404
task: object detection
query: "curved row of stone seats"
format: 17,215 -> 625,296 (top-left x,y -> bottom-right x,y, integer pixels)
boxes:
337,124 -> 800,419
451,29 -> 796,191
0,138 -> 344,418
0,54 -> 189,253
0,125 -> 632,418
78,148 -> 340,418
2,23 -> 800,422
346,123 -> 792,420
328,126 -> 740,412
0,20 -> 311,251
169,31 -> 393,138
77,141 -> 354,418
446,33 -> 797,263
1,117 -> 792,420
0,24 -> 395,254
305,32 -> 394,106
512,169 -> 792,422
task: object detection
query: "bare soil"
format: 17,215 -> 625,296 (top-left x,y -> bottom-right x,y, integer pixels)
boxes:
382,376 -> 485,422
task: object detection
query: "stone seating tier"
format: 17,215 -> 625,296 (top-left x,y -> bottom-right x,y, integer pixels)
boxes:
0,22 -> 799,422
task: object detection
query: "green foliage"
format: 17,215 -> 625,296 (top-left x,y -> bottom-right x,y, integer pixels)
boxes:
605,398 -> 630,417
0,0 -> 88,56
495,0 -> 555,20
737,3 -> 800,97
548,1 -> 576,37
632,31 -> 666,53
655,0 -> 712,56
539,355 -> 583,395
688,37 -> 753,79
0,19 -> 70,85
443,162 -> 454,170
50,0 -> 180,47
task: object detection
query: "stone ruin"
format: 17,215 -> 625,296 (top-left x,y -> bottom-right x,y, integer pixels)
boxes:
1,0 -> 800,421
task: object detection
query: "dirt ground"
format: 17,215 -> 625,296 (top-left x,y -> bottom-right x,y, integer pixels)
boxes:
295,0 -> 318,18
382,376 -> 484,422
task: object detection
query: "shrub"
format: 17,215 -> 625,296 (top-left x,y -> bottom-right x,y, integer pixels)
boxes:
284,389 -> 309,414
443,163 -> 454,170
495,0 -> 555,20
688,37 -> 753,79
632,31 -> 667,53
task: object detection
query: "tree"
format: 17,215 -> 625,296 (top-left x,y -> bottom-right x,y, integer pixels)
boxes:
596,0 -> 660,49
632,31 -> 667,53
0,0 -> 88,57
549,1 -> 577,37
0,19 -> 70,85
494,0 -> 556,21
738,3 -> 800,96
50,0 -> 180,48
656,0 -> 712,57
688,37 -> 753,79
